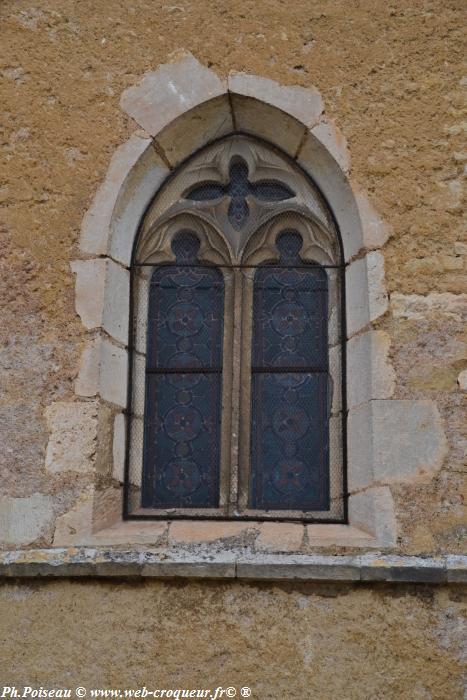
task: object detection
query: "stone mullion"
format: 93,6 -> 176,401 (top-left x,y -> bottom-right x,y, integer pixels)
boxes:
226,268 -> 245,514
218,268 -> 235,511
236,268 -> 255,512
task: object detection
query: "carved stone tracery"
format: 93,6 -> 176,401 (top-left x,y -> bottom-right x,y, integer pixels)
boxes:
136,135 -> 340,265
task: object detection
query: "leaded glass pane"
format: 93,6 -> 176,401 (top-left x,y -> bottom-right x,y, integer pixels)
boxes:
250,231 -> 330,510
141,232 -> 224,508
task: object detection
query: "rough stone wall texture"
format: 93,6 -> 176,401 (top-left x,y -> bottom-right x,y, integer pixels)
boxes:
1,0 -> 466,692
0,579 -> 466,698
2,0 -> 466,551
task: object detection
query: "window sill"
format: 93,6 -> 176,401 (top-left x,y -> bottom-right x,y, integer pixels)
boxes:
0,547 -> 465,584
55,519 -> 378,551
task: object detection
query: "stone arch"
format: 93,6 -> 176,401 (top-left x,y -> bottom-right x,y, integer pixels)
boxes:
58,53 -> 446,549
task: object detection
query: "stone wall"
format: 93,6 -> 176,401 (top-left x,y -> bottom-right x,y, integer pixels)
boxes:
0,0 -> 466,692
0,579 -> 466,698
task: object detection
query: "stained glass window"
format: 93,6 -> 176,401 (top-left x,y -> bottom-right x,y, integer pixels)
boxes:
141,231 -> 224,508
130,134 -> 345,521
250,231 -> 330,510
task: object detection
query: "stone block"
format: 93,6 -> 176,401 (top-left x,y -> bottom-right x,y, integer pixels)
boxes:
70,259 -> 106,329
348,486 -> 397,547
305,524 -> 376,548
446,555 -> 467,583
348,402 -> 373,491
142,561 -> 236,579
99,339 -> 128,408
0,494 -> 54,546
109,143 -> 170,266
91,520 -> 167,546
360,555 -> 446,583
102,260 -> 130,345
346,252 -> 388,336
44,401 -> 98,474
349,400 -> 447,491
391,293 -> 467,322
367,250 -> 388,322
75,337 -> 101,397
230,93 -> 306,157
112,413 -> 126,483
228,72 -> 323,129
237,555 -> 360,581
72,259 -> 129,345
120,53 -> 227,137
168,521 -> 257,544
353,187 -> 391,250
374,400 -> 447,484
80,133 -> 153,256
457,369 -> 467,391
310,119 -> 350,173
297,131 -> 363,261
441,254 -> 463,270
53,490 -> 94,545
346,257 -> 370,336
156,95 -> 233,167
91,487 -> 123,533
347,330 -> 395,409
255,522 -> 304,552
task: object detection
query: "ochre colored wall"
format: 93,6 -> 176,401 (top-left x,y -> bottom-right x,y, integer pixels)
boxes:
1,0 -> 466,550
1,579 -> 466,698
1,1 -> 466,694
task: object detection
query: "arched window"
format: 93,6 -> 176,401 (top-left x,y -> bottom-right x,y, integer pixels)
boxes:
126,134 -> 345,522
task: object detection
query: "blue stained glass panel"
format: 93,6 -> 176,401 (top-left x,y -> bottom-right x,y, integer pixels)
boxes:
146,265 -> 224,370
143,373 -> 221,508
142,232 -> 224,509
250,231 -> 330,511
253,266 -> 328,369
250,373 -> 329,510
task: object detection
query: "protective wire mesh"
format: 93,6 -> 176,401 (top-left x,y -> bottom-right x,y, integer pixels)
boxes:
126,257 -> 345,522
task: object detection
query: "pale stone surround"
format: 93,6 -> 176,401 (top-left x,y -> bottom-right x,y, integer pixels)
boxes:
16,52 -> 448,554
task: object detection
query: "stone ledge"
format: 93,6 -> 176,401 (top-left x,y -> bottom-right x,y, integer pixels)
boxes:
0,549 -> 465,584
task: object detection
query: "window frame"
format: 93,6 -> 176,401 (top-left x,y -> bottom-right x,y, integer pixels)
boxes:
123,132 -> 348,524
